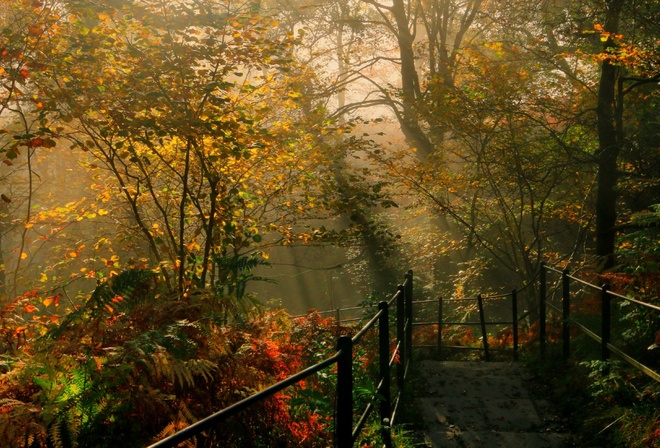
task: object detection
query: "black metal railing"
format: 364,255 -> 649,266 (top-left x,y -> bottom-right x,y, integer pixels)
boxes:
148,271 -> 414,448
540,262 -> 660,383
148,261 -> 659,447
412,290 -> 524,361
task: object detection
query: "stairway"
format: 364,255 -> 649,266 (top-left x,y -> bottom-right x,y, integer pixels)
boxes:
414,360 -> 573,448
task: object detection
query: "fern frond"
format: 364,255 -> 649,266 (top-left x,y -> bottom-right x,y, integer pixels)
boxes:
154,401 -> 198,448
0,400 -> 49,448
154,420 -> 196,448
147,351 -> 216,389
215,254 -> 269,272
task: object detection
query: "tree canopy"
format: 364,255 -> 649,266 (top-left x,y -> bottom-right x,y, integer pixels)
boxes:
0,0 -> 659,445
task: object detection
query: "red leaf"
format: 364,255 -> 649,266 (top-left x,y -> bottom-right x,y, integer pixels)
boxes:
29,138 -> 44,147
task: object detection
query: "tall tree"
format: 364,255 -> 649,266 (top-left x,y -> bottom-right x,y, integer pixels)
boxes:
1,0 -> 379,302
594,0 -> 659,268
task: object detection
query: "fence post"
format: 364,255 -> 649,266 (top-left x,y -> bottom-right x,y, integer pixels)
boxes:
336,335 -> 353,448
477,294 -> 490,361
562,269 -> 570,360
601,284 -> 611,361
437,296 -> 443,359
539,262 -> 546,359
396,285 -> 405,402
378,301 -> 392,448
405,270 -> 413,367
512,289 -> 518,361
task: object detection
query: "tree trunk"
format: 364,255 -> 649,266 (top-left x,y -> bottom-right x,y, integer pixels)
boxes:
0,216 -> 6,299
595,0 -> 625,270
390,0 -> 435,158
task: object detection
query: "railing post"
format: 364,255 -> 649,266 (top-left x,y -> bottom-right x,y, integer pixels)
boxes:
539,262 -> 546,359
437,296 -> 443,359
378,301 -> 391,448
405,270 -> 413,367
512,289 -> 518,361
477,294 -> 490,361
562,269 -> 570,360
601,284 -> 611,361
336,335 -> 353,448
396,285 -> 405,402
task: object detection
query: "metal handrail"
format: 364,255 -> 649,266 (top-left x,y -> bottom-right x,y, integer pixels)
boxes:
148,271 -> 414,448
148,354 -> 340,448
541,262 -> 659,383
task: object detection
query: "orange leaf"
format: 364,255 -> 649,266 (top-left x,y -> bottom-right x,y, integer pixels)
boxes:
23,304 -> 37,313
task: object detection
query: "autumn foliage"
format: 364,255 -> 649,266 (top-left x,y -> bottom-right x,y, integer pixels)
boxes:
0,268 -> 351,447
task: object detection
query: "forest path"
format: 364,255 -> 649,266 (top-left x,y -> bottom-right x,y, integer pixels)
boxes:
411,360 -> 576,448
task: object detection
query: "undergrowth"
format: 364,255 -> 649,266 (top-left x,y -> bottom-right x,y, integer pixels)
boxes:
526,345 -> 660,448
0,268 -> 421,447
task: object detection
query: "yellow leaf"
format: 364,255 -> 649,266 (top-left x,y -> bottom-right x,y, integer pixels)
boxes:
43,297 -> 53,307
94,357 -> 103,370
261,251 -> 270,260
69,252 -> 78,258
25,222 -> 34,229
98,209 -> 109,216
39,272 -> 48,282
21,252 -> 28,260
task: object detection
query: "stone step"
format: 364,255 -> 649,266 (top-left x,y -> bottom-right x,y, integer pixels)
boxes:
413,361 -> 573,448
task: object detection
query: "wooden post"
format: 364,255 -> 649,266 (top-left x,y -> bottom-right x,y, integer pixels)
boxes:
512,289 -> 519,361
562,269 -> 570,360
405,270 -> 413,367
601,284 -> 611,361
437,296 -> 443,359
336,335 -> 353,448
477,294 -> 490,361
539,262 -> 546,359
378,302 -> 391,448
396,286 -> 405,401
